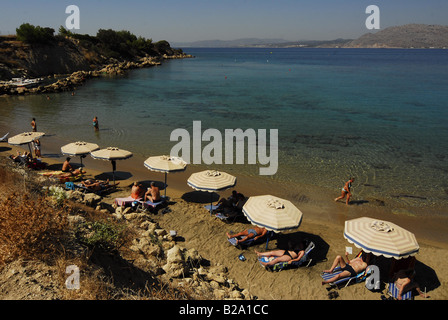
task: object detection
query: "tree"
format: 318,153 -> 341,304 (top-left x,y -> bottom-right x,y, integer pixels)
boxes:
16,23 -> 55,44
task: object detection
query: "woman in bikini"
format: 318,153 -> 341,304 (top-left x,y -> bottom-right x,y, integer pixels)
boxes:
227,226 -> 267,245
334,177 -> 355,205
255,241 -> 305,266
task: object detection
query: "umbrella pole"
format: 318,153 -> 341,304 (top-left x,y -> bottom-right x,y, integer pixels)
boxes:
80,156 -> 83,178
27,143 -> 33,156
164,172 -> 167,198
210,192 -> 213,216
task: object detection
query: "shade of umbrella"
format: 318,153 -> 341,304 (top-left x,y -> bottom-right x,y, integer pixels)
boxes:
144,155 -> 187,198
343,217 -> 419,259
187,170 -> 237,214
242,195 -> 303,233
8,131 -> 45,155
61,141 -> 99,172
90,147 -> 133,184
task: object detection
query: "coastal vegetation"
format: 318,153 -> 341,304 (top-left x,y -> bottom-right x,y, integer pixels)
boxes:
0,23 -> 191,94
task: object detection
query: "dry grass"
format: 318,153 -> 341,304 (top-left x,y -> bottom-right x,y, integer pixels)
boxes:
0,193 -> 68,265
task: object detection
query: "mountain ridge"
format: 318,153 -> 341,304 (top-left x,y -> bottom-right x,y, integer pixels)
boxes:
174,24 -> 448,48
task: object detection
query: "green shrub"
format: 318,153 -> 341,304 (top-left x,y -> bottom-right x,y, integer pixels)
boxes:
76,220 -> 126,252
16,23 -> 55,44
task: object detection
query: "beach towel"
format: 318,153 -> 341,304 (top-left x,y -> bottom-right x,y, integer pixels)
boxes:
114,196 -> 142,207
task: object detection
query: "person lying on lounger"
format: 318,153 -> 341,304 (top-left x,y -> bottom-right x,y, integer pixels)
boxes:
255,241 -> 306,266
392,268 -> 429,300
227,226 -> 267,245
81,179 -> 119,192
9,151 -> 31,163
321,251 -> 367,285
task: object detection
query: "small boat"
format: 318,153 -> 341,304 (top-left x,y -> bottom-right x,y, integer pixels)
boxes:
10,77 -> 44,88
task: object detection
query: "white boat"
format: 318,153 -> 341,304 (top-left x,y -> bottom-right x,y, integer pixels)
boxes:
10,77 -> 43,88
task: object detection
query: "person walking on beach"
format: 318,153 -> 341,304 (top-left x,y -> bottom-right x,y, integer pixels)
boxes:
33,139 -> 41,158
31,118 -> 37,132
334,177 -> 355,205
93,116 -> 99,131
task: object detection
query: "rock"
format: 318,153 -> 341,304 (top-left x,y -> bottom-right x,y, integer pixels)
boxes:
83,193 -> 101,207
154,229 -> 167,237
166,245 -> 184,264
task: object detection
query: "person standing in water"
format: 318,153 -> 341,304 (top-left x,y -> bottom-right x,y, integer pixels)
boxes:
31,118 -> 37,132
334,177 -> 355,205
93,116 -> 99,131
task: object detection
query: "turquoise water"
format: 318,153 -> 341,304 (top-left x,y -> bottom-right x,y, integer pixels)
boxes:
1,48 -> 448,210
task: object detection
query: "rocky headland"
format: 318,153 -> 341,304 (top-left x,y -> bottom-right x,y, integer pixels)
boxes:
0,26 -> 193,96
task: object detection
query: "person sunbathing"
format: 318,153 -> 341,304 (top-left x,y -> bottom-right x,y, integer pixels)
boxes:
144,182 -> 161,202
131,182 -> 145,200
255,241 -> 306,266
321,251 -> 367,285
62,157 -> 84,175
227,226 -> 267,245
81,179 -> 119,191
392,269 -> 429,300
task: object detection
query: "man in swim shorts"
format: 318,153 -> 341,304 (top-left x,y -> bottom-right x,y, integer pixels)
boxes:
334,177 -> 355,205
322,251 -> 367,285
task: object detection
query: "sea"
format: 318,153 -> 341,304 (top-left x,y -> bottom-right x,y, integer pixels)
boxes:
1,47 -> 448,213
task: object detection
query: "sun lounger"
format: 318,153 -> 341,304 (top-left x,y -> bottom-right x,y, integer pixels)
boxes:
260,241 -> 315,272
204,204 -> 220,212
38,170 -> 82,183
135,199 -> 165,213
257,240 -> 315,271
65,181 -> 116,196
114,196 -> 142,207
321,266 -> 371,288
228,230 -> 274,249
385,282 -> 413,300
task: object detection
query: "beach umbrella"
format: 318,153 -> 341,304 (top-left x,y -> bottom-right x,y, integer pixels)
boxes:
144,155 -> 187,198
343,217 -> 419,259
242,195 -> 303,233
187,170 -> 237,214
8,131 -> 45,155
61,141 -> 99,172
90,147 -> 133,184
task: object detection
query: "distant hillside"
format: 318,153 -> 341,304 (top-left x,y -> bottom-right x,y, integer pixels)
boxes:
173,38 -> 289,48
343,24 -> 448,48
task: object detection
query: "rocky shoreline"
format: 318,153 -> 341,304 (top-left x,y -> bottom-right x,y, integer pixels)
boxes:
0,53 -> 193,97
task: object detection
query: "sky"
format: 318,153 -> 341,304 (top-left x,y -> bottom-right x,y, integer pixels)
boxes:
1,1 -> 447,43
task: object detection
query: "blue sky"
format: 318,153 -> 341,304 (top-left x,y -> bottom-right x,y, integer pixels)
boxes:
1,1 -> 447,43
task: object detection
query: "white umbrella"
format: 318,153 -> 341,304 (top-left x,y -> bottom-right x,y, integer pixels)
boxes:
144,155 -> 187,198
344,217 -> 419,259
242,195 -> 303,233
61,141 -> 99,172
90,147 -> 133,184
187,170 -> 236,214
8,131 -> 45,155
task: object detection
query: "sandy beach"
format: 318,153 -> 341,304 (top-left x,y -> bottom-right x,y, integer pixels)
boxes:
1,130 -> 447,301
